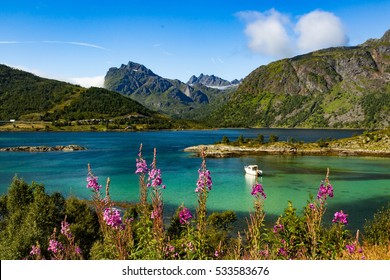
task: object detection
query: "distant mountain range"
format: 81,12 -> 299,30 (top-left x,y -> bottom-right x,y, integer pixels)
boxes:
104,62 -> 237,118
187,74 -> 241,88
208,29 -> 390,129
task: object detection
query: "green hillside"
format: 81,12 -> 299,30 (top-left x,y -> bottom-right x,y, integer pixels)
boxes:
0,64 -> 200,131
207,30 -> 390,129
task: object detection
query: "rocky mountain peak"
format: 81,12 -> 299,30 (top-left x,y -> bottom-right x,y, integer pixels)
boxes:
380,29 -> 390,43
187,73 -> 239,88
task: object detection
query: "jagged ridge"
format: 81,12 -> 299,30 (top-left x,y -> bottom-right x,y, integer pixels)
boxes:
104,62 -> 235,118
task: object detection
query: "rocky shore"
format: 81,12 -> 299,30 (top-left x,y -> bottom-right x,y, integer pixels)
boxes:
184,130 -> 390,158
0,145 -> 87,152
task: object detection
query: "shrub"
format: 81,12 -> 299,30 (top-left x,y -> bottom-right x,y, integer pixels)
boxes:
364,203 -> 390,246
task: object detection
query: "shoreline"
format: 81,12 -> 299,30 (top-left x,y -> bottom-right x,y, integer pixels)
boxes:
184,144 -> 390,158
184,129 -> 390,158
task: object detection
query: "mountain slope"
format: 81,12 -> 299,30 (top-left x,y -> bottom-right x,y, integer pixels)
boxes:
104,62 -> 235,118
208,30 -> 390,129
0,64 -> 151,121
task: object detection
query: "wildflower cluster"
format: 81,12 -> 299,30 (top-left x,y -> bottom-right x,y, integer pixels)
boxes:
48,238 -> 63,254
251,183 -> 266,199
195,169 -> 212,193
178,206 -> 193,225
61,220 -> 72,239
148,167 -> 165,189
29,244 -> 41,257
316,182 -> 334,201
332,210 -> 348,225
86,175 -> 102,192
103,207 -> 123,229
135,145 -> 148,175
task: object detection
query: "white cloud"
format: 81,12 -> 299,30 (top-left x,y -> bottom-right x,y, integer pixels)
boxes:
68,75 -> 105,88
238,9 -> 294,59
295,10 -> 349,53
0,41 -> 20,44
238,9 -> 348,58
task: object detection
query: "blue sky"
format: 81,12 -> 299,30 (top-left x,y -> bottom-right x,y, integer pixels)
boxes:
0,0 -> 389,87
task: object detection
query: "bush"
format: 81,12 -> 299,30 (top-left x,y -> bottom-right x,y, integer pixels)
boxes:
269,134 -> 279,143
364,203 -> 390,246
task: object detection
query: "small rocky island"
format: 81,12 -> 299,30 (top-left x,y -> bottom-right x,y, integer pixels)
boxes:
184,129 -> 390,158
0,144 -> 87,152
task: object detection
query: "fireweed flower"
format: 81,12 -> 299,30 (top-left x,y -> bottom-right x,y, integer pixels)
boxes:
147,167 -> 165,189
346,244 -> 355,254
86,175 -> 102,192
278,247 -> 287,257
103,207 -> 123,229
75,246 -> 82,255
273,223 -> 284,233
195,169 -> 212,193
136,158 -> 148,175
251,183 -> 266,199
61,220 -> 72,239
48,239 -> 63,253
316,182 -> 334,201
332,210 -> 348,225
135,144 -> 148,175
178,206 -> 193,224
30,245 -> 41,256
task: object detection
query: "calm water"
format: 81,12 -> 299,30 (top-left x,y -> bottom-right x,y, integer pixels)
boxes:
0,129 -> 389,230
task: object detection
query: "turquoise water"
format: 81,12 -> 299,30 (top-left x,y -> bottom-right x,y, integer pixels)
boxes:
0,129 -> 389,230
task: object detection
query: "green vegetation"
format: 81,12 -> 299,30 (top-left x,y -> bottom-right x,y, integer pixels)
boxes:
0,177 -> 99,259
0,64 -> 205,131
206,31 -> 390,129
0,165 -> 388,260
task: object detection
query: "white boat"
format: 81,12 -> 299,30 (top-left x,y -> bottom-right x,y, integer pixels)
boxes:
244,165 -> 262,176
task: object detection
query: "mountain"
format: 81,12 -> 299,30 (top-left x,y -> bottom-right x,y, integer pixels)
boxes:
0,64 -> 198,130
208,30 -> 390,129
187,74 -> 240,88
104,62 -> 235,118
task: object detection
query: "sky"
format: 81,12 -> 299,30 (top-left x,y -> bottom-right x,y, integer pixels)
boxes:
0,0 -> 389,87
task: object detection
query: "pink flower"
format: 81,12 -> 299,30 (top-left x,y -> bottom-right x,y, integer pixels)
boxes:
178,207 -> 193,224
135,144 -> 148,175
48,239 -> 63,253
75,246 -> 82,255
195,169 -> 212,193
278,247 -> 287,256
30,245 -> 41,256
346,244 -> 355,254
103,208 -> 123,229
147,167 -> 165,189
251,183 -> 266,199
61,220 -> 72,239
135,158 -> 148,174
86,175 -> 102,192
332,210 -> 348,225
317,183 -> 334,201
273,223 -> 284,233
